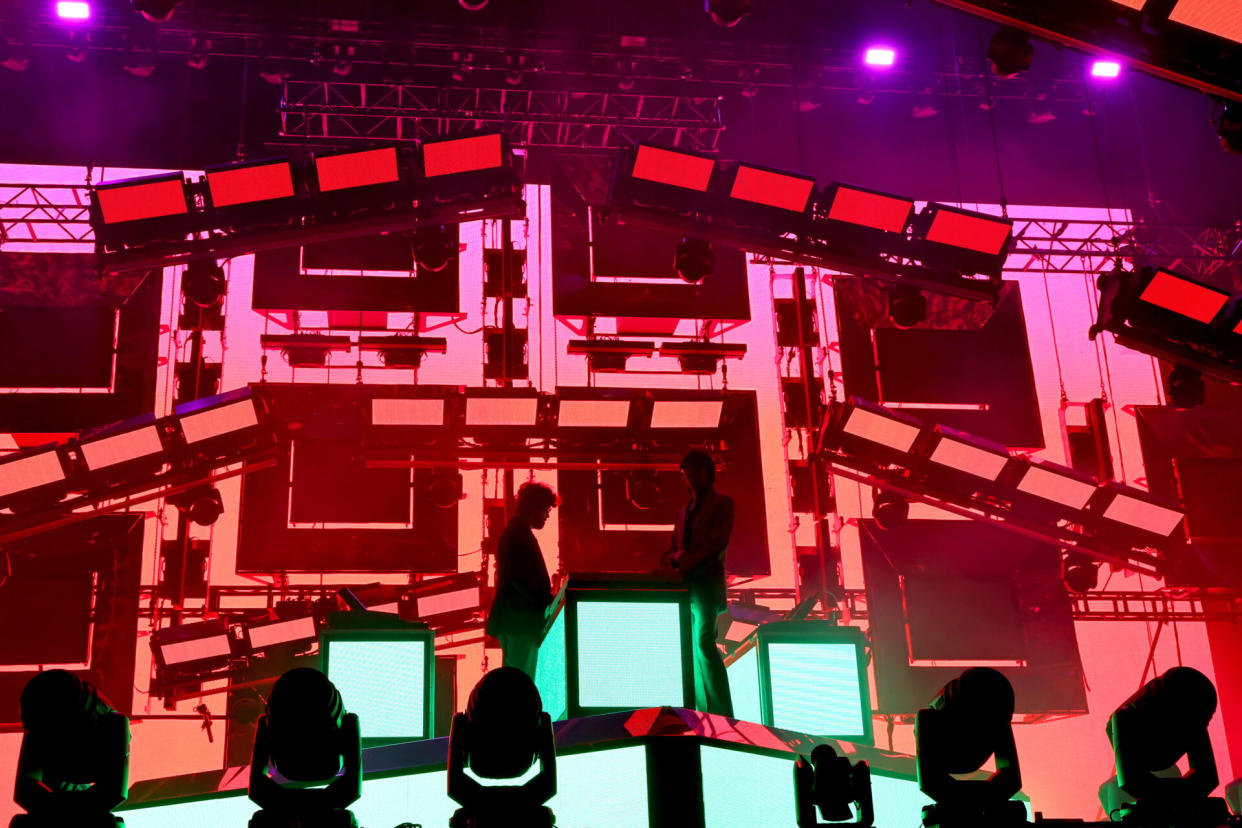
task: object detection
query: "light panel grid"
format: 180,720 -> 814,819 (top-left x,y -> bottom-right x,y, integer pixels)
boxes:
1139,270 -> 1229,323
371,397 -> 444,426
97,178 -> 188,224
248,616 -> 317,650
726,645 -> 762,724
416,587 -> 479,617
841,407 -> 920,452
535,606 -> 568,720
160,635 -> 231,666
179,398 -> 259,443
575,601 -> 684,709
1015,465 -> 1096,509
0,450 -> 64,498
558,399 -> 631,427
465,397 -> 538,426
1103,493 -> 1183,536
324,638 -> 426,740
767,641 -> 865,736
649,400 -> 723,428
929,438 -> 1009,480
80,426 -> 163,470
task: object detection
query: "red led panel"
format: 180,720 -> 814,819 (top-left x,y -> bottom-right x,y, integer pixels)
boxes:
96,177 -> 187,224
1138,269 -> 1229,323
631,145 -> 715,192
826,187 -> 912,233
315,147 -> 400,192
1108,0 -> 1146,8
422,134 -> 503,177
730,165 -> 815,212
1170,0 -> 1242,45
207,162 -> 294,207
925,209 -> 1011,254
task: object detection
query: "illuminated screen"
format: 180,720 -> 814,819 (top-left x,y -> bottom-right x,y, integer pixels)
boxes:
575,601 -> 685,709
631,145 -> 714,191
0,450 -> 64,498
827,187 -> 912,233
323,636 -> 428,740
315,147 -> 400,192
79,426 -> 163,470
926,209 -> 1011,254
726,645 -> 762,724
1170,0 -> 1242,45
767,642 -> 865,736
178,398 -> 259,443
535,605 -> 568,720
207,162 -> 295,207
96,176 -> 187,224
422,133 -> 503,177
1138,269 -> 1229,323
730,166 -> 814,212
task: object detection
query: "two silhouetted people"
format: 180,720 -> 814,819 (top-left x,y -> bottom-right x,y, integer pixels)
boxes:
248,667 -> 361,828
12,670 -> 129,828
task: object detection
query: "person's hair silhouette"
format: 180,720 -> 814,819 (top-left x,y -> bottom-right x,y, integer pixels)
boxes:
13,669 -> 130,828
247,667 -> 361,828
448,667 -> 556,828
915,667 -> 1023,827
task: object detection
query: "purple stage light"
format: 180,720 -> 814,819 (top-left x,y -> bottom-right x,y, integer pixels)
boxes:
56,1 -> 90,18
1091,60 -> 1121,78
864,47 -> 896,67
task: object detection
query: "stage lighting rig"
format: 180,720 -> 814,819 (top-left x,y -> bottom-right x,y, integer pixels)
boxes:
359,335 -> 448,369
658,341 -> 748,374
888,284 -> 927,329
412,225 -> 458,272
675,237 -> 714,283
872,488 -> 910,529
794,745 -> 874,828
90,171 -> 196,253
132,0 -> 178,21
168,485 -> 224,526
987,27 -> 1033,78
911,203 -> 1014,280
260,334 -> 353,368
181,259 -> 226,308
706,0 -> 751,27
567,339 -> 657,372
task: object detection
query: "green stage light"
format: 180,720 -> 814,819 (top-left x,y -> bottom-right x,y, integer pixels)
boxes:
574,601 -> 686,709
320,629 -> 434,745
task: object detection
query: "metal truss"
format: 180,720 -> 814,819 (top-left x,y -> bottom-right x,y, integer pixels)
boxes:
0,182 -> 93,248
279,81 -> 724,151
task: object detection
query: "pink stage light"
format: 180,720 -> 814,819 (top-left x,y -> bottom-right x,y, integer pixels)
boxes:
841,406 -> 921,453
558,399 -> 631,428
314,146 -> 400,192
631,145 -> 715,192
730,164 -> 816,213
56,1 -> 90,19
371,398 -> 445,426
1138,268 -> 1229,324
864,47 -> 896,67
422,133 -> 503,177
1091,60 -> 1122,78
823,185 -> 914,233
206,160 -> 295,208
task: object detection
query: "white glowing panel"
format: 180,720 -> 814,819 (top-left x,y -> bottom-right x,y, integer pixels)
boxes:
1015,465 -> 1096,510
1103,494 -> 1184,536
559,399 -> 631,427
725,619 -> 758,641
0,450 -> 64,498
650,400 -> 723,428
841,408 -> 920,452
371,398 -> 444,426
466,397 -> 539,426
160,635 -> 231,666
929,438 -> 1009,481
80,426 -> 163,470
416,588 -> 480,617
248,616 -> 318,650
179,398 -> 259,443
1170,0 -> 1242,45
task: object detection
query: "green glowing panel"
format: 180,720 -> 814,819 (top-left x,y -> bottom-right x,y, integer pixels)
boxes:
119,795 -> 258,828
726,645 -> 762,724
554,745 -> 649,827
871,771 -> 935,828
536,606 -> 568,720
767,642 -> 865,736
324,637 -> 427,740
575,601 -> 685,709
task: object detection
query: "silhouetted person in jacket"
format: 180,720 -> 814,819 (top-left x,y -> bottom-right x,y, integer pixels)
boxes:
12,670 -> 129,828
486,482 -> 558,679
663,450 -> 734,717
448,667 -> 556,828
248,667 -> 361,828
916,667 -> 1024,828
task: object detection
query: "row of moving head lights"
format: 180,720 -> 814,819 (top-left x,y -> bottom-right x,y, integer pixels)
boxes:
825,397 -> 1185,560
88,133 -> 519,252
0,389 -> 269,514
615,143 -> 1016,283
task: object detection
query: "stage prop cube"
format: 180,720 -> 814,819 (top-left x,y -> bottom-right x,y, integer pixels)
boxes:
320,625 -> 435,746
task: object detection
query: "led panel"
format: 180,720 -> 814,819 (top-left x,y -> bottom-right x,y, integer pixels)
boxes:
535,605 -> 568,721
322,635 -> 429,740
928,437 -> 1009,481
864,47 -> 896,66
1091,60 -> 1122,77
559,399 -> 631,428
1015,465 -> 1096,510
0,450 -> 65,498
159,634 -> 231,666
371,398 -> 445,426
925,208 -> 1011,255
841,407 -> 921,452
575,601 -> 684,709
726,645 -> 762,724
825,186 -> 913,233
1170,0 -> 1242,45
178,397 -> 259,443
79,426 -> 163,470
56,1 -> 91,18
315,147 -> 400,192
1102,493 -> 1184,536
422,133 -> 503,177
248,616 -> 317,650
206,161 -> 295,208
649,400 -> 723,428
631,145 -> 715,192
1138,269 -> 1229,323
725,619 -> 758,643
415,587 -> 480,616
465,397 -> 538,426
767,641 -> 865,736
1108,0 -> 1147,7
729,165 -> 815,212
95,175 -> 188,224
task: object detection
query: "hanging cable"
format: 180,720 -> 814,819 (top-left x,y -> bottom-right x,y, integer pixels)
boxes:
1041,257 -> 1068,404
976,19 -> 1009,217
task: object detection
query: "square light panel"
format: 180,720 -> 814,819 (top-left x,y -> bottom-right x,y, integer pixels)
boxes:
841,407 -> 921,452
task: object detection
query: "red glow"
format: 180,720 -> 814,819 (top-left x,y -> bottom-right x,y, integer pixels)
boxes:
730,165 -> 814,212
926,208 -> 1011,254
1139,269 -> 1229,323
422,133 -> 503,177
631,145 -> 714,191
315,147 -> 400,192
96,177 -> 187,224
207,162 -> 294,208
826,186 -> 912,232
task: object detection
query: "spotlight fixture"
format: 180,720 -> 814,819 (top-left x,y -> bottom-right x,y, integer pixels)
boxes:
912,86 -> 940,118
888,284 -> 926,329
56,2 -> 91,20
428,471 -> 464,509
739,66 -> 760,98
1218,101 -> 1242,155
659,341 -> 747,374
412,225 -> 457,273
706,0 -> 750,27
332,43 -> 354,77
1166,364 -> 1205,409
624,470 -> 663,510
132,0 -> 178,22
674,237 -> 713,283
458,0 -> 488,9
181,260 -> 226,308
987,27 -> 1033,78
260,334 -> 352,368
1,41 -> 30,72
1061,550 -> 1100,592
451,51 -> 473,83
187,36 -> 209,70
1027,89 -> 1056,125
567,339 -> 656,372
617,57 -> 637,91
169,485 -> 224,526
358,335 -> 448,369
123,47 -> 156,78
872,488 -> 909,529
